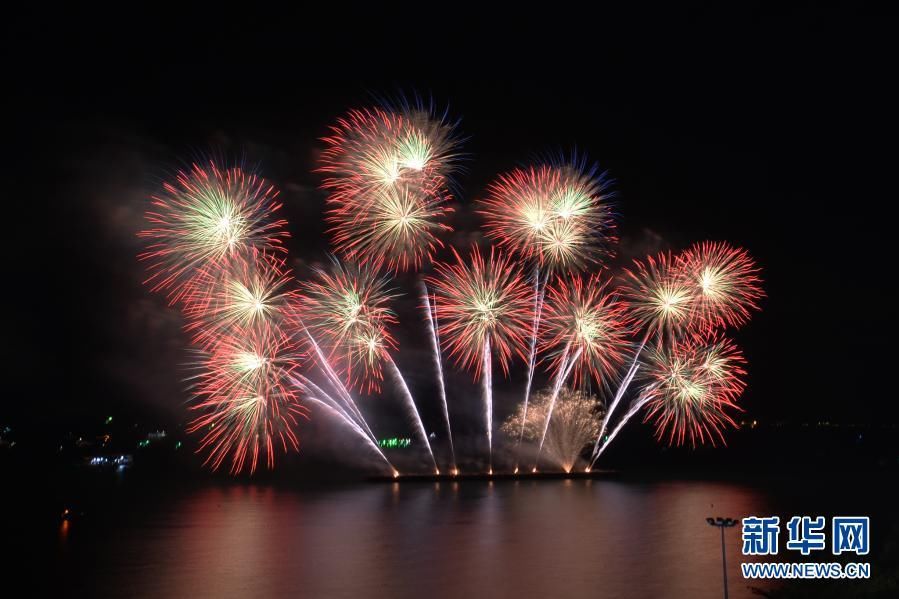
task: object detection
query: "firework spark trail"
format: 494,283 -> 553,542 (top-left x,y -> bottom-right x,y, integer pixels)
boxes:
303,395 -> 395,473
482,338 -> 494,473
386,356 -> 439,474
535,341 -> 571,458
321,362 -> 376,443
298,373 -> 398,473
298,375 -> 378,447
301,325 -> 377,442
589,390 -> 654,466
592,332 -> 650,458
591,359 -> 641,461
292,373 -> 362,436
515,267 -> 546,471
422,282 -> 456,471
534,343 -> 583,467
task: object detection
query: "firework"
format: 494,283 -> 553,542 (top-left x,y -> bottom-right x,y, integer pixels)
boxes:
677,241 -> 764,329
138,162 -> 288,303
502,387 -> 602,473
319,106 -> 459,201
619,252 -> 696,336
182,254 -> 293,348
540,274 -> 631,389
296,262 -> 436,470
187,322 -> 308,474
422,282 -> 456,471
134,101 -> 768,477
427,246 -> 531,377
513,267 -> 546,471
641,334 -> 746,447
328,182 -> 453,272
478,162 -> 615,272
384,355 -> 439,473
429,246 -> 530,470
318,106 -> 459,271
296,259 -> 398,392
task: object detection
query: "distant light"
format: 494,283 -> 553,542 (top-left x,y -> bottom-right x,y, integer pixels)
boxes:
378,437 -> 412,449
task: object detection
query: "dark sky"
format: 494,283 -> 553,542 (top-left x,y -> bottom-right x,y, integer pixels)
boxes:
5,5 -> 895,444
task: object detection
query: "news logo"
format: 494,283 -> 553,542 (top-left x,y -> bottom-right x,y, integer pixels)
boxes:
740,515 -> 871,580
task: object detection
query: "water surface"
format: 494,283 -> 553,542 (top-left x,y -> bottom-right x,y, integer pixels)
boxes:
49,475 -> 831,598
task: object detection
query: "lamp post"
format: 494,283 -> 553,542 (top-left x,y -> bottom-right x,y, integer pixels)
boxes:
706,516 -> 737,599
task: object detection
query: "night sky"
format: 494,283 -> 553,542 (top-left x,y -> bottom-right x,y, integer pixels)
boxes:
6,5 -> 894,449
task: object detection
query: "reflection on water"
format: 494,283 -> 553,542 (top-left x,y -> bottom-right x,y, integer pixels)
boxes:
52,477 -> 802,598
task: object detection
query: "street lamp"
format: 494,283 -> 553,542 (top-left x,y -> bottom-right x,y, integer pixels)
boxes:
706,516 -> 737,599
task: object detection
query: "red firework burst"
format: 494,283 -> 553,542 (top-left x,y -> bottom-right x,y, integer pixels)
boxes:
138,162 -> 288,304
187,322 -> 308,474
677,241 -> 764,329
619,252 -> 697,337
540,274 -> 632,389
181,253 -> 293,349
317,107 -> 458,272
478,163 -> 615,272
640,333 -> 746,447
427,246 -> 531,378
294,260 -> 398,393
327,181 -> 453,272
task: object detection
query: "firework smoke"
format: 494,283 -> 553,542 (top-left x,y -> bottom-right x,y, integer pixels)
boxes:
503,387 -> 602,473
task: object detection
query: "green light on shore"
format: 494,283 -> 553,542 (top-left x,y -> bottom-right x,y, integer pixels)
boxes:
378,437 -> 412,449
